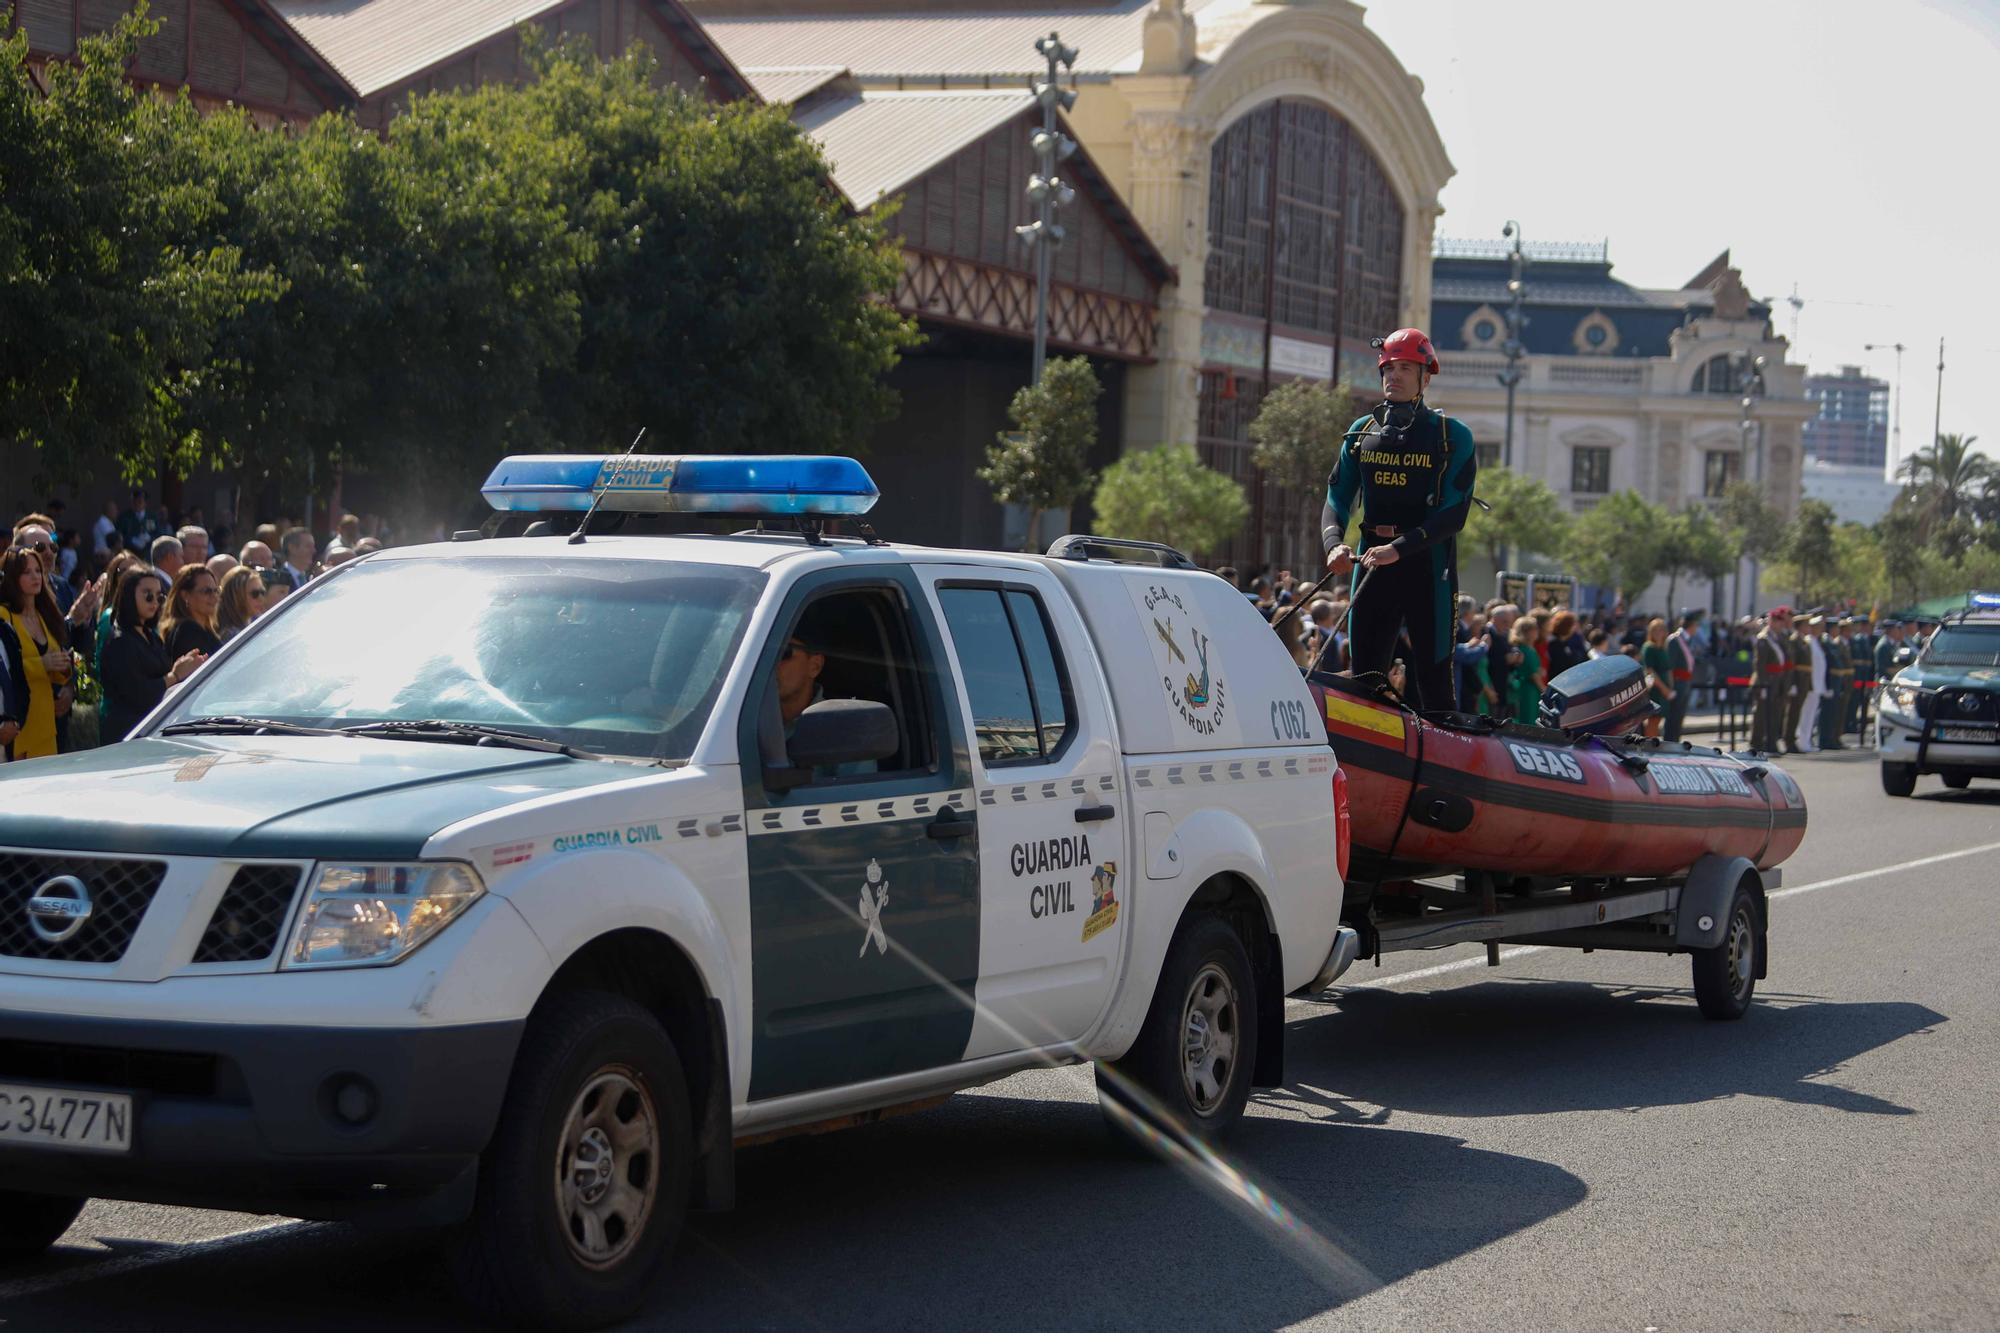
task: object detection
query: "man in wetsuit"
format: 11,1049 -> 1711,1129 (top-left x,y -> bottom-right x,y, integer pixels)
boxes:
1322,327 -> 1478,712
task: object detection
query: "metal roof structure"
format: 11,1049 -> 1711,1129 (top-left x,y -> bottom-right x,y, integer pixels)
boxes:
270,0 -> 754,101
697,0 -> 1247,83
271,0 -> 567,97
793,87 -> 1172,286
740,64 -> 852,104
795,88 -> 1035,206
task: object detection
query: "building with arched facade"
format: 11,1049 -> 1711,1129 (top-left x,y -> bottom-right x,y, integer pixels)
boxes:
1429,244 -> 1814,617
692,0 -> 1453,565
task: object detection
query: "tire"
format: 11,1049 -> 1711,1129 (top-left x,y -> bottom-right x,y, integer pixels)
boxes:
1691,883 -> 1761,1021
1942,773 -> 1971,790
0,1192 -> 85,1264
1097,914 -> 1258,1143
447,992 -> 692,1331
1880,763 -> 1917,797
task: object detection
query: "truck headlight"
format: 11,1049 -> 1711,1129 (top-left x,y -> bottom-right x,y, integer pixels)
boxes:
283,863 -> 484,969
1883,684 -> 1924,718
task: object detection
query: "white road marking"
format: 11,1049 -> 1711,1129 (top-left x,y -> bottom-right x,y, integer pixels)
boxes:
1312,838 -> 2000,995
0,1217 -> 316,1302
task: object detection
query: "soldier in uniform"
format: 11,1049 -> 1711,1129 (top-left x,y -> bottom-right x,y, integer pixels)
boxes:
1750,607 -> 1792,755
1820,616 -> 1852,750
1663,608 -> 1703,742
1843,617 -> 1872,737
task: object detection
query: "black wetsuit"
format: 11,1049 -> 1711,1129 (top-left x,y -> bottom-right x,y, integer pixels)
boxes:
1321,403 -> 1478,712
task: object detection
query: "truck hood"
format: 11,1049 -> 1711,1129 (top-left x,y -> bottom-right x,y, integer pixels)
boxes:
0,735 -> 645,860
1895,664 -> 2000,693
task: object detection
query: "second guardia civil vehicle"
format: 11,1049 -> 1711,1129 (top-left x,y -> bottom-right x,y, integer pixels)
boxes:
0,456 -> 1353,1328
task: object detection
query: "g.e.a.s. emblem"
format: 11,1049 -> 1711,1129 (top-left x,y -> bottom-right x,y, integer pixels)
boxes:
1130,581 -> 1230,739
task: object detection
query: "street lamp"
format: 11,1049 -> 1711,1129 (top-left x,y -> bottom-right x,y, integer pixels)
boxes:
1495,221 -> 1527,469
1735,352 -> 1767,620
1016,33 -> 1078,386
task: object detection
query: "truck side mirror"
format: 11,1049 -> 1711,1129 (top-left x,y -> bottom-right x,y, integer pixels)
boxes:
764,699 -> 899,791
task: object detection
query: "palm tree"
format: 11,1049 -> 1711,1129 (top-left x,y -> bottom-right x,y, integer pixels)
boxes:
1896,433 -> 1994,532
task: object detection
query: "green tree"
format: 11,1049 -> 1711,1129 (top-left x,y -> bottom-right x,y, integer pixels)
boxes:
1564,491 -> 1666,602
1875,503 -> 1926,607
1779,499 -> 1838,605
1462,467 -> 1569,569
1896,433 -> 1993,534
445,37 -> 920,457
979,356 -> 1100,549
1248,378 -> 1352,564
1655,504 -> 1735,614
1091,444 -> 1248,559
0,6 -> 279,482
1716,481 -> 1786,564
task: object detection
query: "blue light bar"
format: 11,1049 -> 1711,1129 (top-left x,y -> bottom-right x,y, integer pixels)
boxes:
481,454 -> 879,516
1970,590 -> 2000,608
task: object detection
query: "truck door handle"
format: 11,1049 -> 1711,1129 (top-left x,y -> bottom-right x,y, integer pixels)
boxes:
927,810 -> 977,840
1074,804 -> 1116,823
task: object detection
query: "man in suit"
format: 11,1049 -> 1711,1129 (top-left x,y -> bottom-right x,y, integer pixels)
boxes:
1664,608 -> 1703,742
1750,607 -> 1792,755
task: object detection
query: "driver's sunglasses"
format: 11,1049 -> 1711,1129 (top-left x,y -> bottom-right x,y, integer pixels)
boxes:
779,641 -> 811,661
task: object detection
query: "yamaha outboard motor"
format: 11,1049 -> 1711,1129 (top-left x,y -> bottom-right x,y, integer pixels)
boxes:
1540,655 -> 1657,736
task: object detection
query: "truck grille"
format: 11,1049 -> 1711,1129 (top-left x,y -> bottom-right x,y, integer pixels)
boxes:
0,854 -> 168,964
1935,689 -> 1998,724
192,865 -> 303,964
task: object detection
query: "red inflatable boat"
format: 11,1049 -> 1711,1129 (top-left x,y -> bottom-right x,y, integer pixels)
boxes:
1308,671 -> 1807,881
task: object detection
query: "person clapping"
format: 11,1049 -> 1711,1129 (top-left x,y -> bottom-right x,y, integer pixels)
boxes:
100,570 -> 204,743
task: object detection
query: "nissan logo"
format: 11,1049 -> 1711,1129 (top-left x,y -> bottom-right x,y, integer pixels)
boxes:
1958,694 -> 1981,716
26,875 -> 93,945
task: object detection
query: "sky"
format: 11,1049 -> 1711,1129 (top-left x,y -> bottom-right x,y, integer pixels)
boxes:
1364,0 -> 2000,476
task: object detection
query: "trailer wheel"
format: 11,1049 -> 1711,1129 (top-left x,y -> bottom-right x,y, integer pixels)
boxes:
0,1192 -> 85,1264
1690,883 -> 1760,1020
1941,773 -> 1971,790
1097,914 -> 1258,1144
1880,763 -> 1917,797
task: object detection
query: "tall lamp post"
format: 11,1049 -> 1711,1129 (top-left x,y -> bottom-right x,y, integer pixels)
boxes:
1016,33 -> 1078,387
1736,352 -> 1768,619
1931,336 -> 1945,452
1496,220 -> 1528,469
1864,340 -> 1905,474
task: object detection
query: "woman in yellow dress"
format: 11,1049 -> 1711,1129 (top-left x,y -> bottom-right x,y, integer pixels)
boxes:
0,544 -> 74,760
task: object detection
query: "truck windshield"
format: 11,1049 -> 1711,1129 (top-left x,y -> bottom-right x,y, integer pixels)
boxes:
157,557 -> 766,762
1922,625 -> 2000,668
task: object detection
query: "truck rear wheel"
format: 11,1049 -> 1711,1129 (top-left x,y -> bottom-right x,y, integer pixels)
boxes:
1881,763 -> 1917,797
0,1191 -> 85,1264
447,992 -> 691,1330
1690,883 -> 1761,1021
1097,914 -> 1258,1143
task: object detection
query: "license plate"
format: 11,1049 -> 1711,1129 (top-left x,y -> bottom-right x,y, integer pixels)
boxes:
0,1082 -> 133,1154
1938,725 -> 1997,743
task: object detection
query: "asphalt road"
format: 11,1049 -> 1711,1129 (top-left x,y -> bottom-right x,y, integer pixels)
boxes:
4,751 -> 1997,1332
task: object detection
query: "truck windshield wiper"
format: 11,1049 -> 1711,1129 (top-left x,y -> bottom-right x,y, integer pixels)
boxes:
341,719 -> 604,761
158,716 -> 343,737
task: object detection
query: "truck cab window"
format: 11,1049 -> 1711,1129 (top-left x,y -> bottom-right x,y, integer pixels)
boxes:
938,586 -> 1073,765
772,586 -> 934,782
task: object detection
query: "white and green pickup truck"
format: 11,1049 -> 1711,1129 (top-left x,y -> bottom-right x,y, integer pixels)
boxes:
0,455 -> 1355,1329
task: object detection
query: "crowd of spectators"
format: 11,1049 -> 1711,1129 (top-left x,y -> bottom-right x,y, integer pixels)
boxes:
1223,564 -> 1918,747
1,491 -> 398,761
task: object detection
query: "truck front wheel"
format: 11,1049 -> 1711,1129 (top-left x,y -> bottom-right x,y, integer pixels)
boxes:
448,992 -> 692,1330
1097,914 -> 1259,1143
1881,763 -> 1917,797
0,1191 -> 85,1264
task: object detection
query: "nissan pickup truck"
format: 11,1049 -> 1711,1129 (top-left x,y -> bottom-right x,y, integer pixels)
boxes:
0,455 -> 1353,1329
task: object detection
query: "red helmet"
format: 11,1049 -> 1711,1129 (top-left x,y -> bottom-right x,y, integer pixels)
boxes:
1377,327 -> 1440,376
